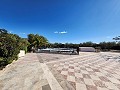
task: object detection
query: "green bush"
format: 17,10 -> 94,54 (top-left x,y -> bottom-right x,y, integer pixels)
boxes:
0,29 -> 28,67
19,38 -> 29,53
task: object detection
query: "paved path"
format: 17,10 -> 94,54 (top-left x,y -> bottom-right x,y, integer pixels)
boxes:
0,53 -> 50,90
39,52 -> 120,90
1,52 -> 120,90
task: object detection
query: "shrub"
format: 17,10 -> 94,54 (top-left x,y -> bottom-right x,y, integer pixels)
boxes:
0,29 -> 28,67
19,38 -> 29,53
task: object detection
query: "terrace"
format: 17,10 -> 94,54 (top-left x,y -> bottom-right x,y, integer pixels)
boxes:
1,52 -> 120,90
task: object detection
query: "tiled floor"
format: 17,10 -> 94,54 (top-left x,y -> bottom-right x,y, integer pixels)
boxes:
0,53 -> 51,90
38,52 -> 120,90
1,52 -> 120,90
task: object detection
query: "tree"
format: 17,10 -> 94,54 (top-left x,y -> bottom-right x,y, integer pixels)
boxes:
0,32 -> 20,66
0,29 -> 7,34
113,36 -> 120,42
19,38 -> 29,53
99,42 -> 116,51
27,34 -> 48,51
80,42 -> 95,47
0,29 -> 29,67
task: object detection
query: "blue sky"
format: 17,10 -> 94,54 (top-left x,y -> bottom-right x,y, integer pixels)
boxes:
0,0 -> 120,43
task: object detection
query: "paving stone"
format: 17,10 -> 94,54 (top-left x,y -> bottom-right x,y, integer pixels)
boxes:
105,82 -> 119,90
68,72 -> 75,76
81,70 -> 89,74
74,67 -> 80,70
57,67 -> 63,71
84,78 -> 95,86
107,77 -> 120,84
95,72 -> 104,76
61,71 -> 68,76
86,85 -> 97,90
76,83 -> 87,90
67,76 -> 75,82
112,74 -> 120,79
42,84 -> 51,90
86,68 -> 93,71
97,87 -> 109,90
99,76 -> 110,82
68,81 -> 76,89
75,76 -> 84,83
75,73 -> 83,78
93,80 -> 106,88
68,68 -> 74,72
90,75 -> 101,81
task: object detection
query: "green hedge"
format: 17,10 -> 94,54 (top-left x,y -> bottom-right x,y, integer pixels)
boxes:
0,29 -> 29,68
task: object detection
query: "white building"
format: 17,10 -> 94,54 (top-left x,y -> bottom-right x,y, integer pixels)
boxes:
79,47 -> 95,52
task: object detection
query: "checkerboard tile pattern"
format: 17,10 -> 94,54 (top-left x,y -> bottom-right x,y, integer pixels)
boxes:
52,54 -> 120,90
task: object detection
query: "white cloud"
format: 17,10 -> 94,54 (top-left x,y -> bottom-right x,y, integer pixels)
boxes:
59,31 -> 67,34
54,31 -> 58,34
54,31 -> 68,34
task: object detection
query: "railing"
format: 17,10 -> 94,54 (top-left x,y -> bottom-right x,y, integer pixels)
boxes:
37,48 -> 77,54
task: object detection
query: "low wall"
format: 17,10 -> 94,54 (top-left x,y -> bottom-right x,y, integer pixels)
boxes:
18,50 -> 25,58
79,47 -> 95,52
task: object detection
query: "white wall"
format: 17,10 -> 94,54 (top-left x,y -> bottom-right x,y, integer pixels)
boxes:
79,47 -> 95,52
18,50 -> 25,58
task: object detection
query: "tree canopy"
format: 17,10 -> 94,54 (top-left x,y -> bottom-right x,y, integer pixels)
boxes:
27,34 -> 48,51
0,29 -> 29,67
113,36 -> 120,42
